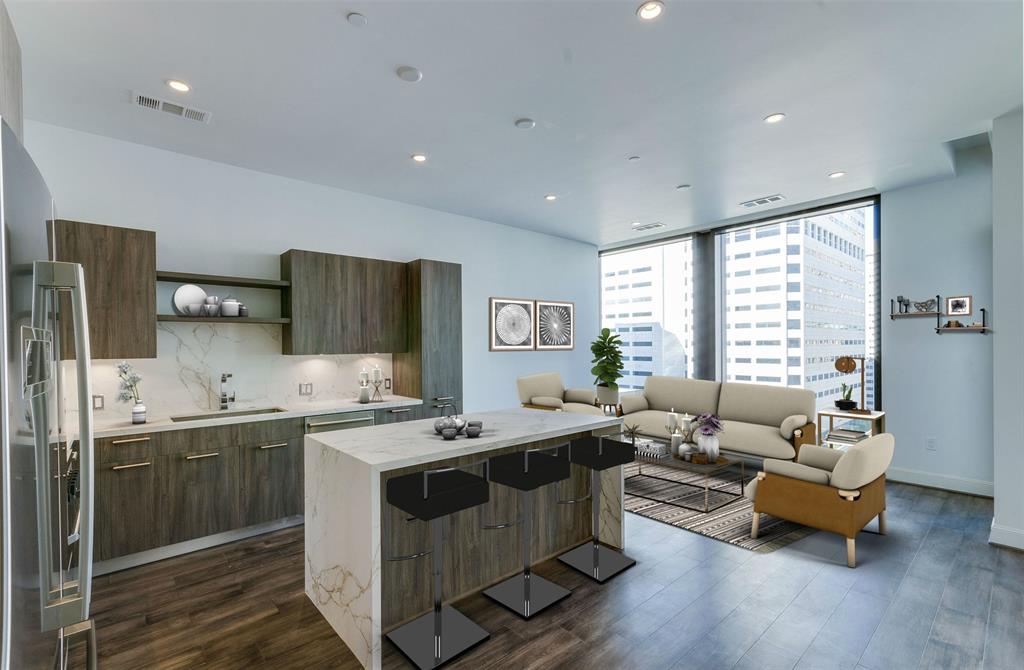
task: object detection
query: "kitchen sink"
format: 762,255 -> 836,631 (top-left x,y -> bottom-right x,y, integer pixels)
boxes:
169,407 -> 288,422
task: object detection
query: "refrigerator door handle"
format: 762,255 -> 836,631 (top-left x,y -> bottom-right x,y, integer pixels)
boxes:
67,262 -> 94,617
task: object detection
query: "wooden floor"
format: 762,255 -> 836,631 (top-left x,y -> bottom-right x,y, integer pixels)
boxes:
80,481 -> 1024,669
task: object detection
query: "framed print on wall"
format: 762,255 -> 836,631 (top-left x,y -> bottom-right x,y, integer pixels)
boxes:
946,295 -> 973,317
490,297 -> 535,351
535,300 -> 575,350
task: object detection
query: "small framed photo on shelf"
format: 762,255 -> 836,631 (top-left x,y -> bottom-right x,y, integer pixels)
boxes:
946,295 -> 972,317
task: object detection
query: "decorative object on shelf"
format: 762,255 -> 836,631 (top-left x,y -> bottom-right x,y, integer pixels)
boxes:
943,319 -> 964,329
172,283 -> 207,315
694,412 -> 723,462
835,383 -> 857,411
946,295 -> 972,317
370,364 -> 384,402
591,327 -> 624,405
913,298 -> 937,312
895,295 -> 909,314
220,295 -> 241,317
238,304 -> 249,317
489,297 -> 534,350
201,303 -> 220,317
184,303 -> 203,317
115,360 -> 146,424
833,355 -> 871,414
535,300 -> 575,350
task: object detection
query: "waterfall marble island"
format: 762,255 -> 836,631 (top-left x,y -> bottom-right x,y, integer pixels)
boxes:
304,408 -> 624,669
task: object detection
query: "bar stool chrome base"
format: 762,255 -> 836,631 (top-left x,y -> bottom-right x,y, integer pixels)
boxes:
386,605 -> 489,670
558,541 -> 636,583
483,572 -> 571,619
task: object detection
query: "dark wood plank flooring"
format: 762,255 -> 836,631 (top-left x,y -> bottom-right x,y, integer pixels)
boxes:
77,482 -> 1023,669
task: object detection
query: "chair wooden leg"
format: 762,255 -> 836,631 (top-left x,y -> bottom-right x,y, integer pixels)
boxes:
751,513 -> 760,539
878,510 -> 887,535
846,537 -> 856,568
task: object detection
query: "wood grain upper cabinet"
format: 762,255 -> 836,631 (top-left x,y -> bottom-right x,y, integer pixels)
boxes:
281,249 -> 408,354
48,219 -> 156,359
394,260 -> 463,407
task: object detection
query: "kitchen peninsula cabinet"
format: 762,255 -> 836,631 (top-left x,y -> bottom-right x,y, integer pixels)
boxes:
281,249 -> 408,354
48,219 -> 157,359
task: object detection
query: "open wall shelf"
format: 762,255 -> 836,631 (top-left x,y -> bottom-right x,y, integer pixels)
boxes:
157,315 -> 290,325
156,270 -> 290,290
891,294 -> 990,334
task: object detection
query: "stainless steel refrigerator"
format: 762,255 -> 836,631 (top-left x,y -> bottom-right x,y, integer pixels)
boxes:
0,118 -> 97,668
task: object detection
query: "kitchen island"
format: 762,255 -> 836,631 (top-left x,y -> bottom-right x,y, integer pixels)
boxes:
304,408 -> 623,669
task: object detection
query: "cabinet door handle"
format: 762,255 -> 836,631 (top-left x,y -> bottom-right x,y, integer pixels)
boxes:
185,452 -> 220,461
259,443 -> 289,450
389,408 -> 413,414
111,461 -> 151,471
434,396 -> 454,401
308,417 -> 373,428
110,436 -> 150,445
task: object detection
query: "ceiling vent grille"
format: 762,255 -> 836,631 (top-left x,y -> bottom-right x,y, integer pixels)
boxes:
132,91 -> 211,124
631,221 -> 666,232
739,194 -> 785,208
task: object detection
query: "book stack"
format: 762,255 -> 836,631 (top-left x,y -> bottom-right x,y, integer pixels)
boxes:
635,438 -> 670,458
827,428 -> 869,446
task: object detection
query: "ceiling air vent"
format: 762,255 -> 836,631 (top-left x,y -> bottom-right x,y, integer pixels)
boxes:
739,194 -> 785,208
631,221 -> 666,232
132,91 -> 212,124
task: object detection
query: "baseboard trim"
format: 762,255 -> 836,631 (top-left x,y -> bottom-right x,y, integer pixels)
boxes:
989,520 -> 1024,550
94,516 -> 304,576
886,467 -> 993,497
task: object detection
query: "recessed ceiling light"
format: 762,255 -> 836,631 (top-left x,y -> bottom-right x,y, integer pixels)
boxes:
544,194 -> 557,201
166,79 -> 190,93
411,153 -> 427,163
828,171 -> 847,179
396,66 -> 423,83
346,12 -> 367,27
676,184 -> 691,190
515,118 -> 536,130
636,1 -> 665,21
628,155 -> 641,162
763,112 -> 786,124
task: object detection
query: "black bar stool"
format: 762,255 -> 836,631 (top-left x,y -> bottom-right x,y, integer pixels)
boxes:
557,435 -> 637,583
385,465 -> 490,669
483,448 -> 573,618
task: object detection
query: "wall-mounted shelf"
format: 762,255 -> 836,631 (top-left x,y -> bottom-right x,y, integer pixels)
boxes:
156,270 -> 290,290
890,295 -> 941,319
157,315 -> 291,325
936,326 -> 989,333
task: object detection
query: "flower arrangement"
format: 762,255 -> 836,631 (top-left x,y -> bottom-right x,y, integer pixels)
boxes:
115,361 -> 143,404
694,412 -> 723,437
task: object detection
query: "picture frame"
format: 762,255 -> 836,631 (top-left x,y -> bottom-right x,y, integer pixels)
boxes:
535,300 -> 575,350
946,295 -> 972,317
489,297 -> 535,351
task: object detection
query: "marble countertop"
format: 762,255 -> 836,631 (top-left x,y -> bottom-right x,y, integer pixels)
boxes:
92,395 -> 423,438
307,407 -> 622,472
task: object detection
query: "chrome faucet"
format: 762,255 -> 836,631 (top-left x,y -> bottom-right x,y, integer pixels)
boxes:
220,373 -> 236,410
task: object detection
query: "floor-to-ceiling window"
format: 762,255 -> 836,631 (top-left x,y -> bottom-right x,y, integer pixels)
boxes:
719,201 -> 879,409
600,240 -> 695,390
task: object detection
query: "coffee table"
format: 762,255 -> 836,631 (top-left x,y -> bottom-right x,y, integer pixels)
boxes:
624,438 -> 746,513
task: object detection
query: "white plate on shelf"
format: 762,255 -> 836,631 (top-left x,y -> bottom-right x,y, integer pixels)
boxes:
172,284 -> 207,315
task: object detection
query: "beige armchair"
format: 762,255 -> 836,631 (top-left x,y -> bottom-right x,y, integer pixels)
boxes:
515,372 -> 605,416
744,434 -> 895,567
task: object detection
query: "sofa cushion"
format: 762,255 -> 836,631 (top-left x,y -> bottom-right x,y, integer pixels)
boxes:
516,372 -> 565,404
718,420 -> 795,460
563,402 -> 606,416
564,388 -> 596,405
830,433 -> 895,490
644,376 -> 721,414
530,396 -> 564,410
718,382 -> 815,429
619,394 -> 649,415
764,459 -> 831,485
621,410 -> 673,439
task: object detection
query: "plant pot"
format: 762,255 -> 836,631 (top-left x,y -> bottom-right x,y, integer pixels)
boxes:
835,399 -> 857,411
595,385 -> 619,406
697,434 -> 720,462
132,400 -> 147,424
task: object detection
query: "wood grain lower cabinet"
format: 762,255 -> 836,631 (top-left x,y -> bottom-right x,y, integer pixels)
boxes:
95,458 -> 162,562
162,448 -> 240,544
238,437 -> 303,526
374,405 -> 424,424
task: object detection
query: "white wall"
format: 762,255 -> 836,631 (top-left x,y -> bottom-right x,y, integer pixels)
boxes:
990,109 -> 1024,549
881,145 -> 994,495
24,121 -> 599,414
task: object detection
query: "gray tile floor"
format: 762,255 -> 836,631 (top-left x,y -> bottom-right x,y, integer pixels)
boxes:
601,481 -> 1023,670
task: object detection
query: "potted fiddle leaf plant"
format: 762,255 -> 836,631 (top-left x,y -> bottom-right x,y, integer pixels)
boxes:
835,383 -> 857,411
591,327 -> 624,406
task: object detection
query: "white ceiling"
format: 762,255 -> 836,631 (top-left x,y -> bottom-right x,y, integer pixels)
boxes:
8,1 -> 1022,246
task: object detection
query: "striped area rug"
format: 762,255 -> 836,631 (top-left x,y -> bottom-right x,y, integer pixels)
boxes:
623,461 -> 816,552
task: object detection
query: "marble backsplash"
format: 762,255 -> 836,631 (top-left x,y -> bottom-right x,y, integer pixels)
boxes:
64,322 -> 394,422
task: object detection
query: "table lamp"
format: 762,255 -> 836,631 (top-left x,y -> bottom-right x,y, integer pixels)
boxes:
834,355 -> 870,414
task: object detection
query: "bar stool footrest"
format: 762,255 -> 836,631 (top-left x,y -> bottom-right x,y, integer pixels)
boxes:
482,573 -> 571,619
558,542 -> 636,583
385,605 -> 489,670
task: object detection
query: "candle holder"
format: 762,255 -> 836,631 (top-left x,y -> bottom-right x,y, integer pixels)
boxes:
370,379 -> 384,402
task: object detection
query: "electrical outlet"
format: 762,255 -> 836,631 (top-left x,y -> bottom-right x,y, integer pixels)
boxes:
384,378 -> 392,390
925,437 -> 937,452
299,383 -> 313,396
92,395 -> 104,410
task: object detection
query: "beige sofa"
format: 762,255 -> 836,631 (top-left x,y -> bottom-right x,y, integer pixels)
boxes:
619,376 -> 816,460
516,372 -> 605,416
